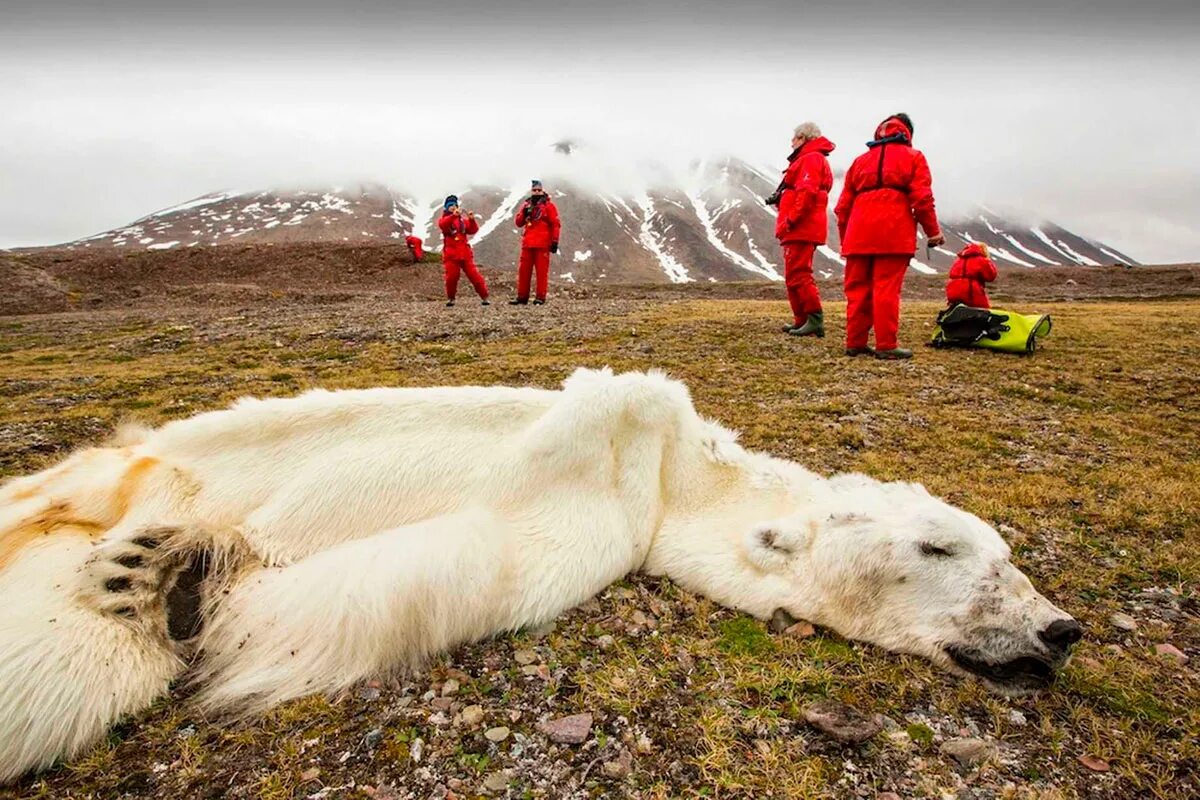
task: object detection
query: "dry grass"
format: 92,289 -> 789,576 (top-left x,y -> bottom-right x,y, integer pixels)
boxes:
0,296 -> 1197,799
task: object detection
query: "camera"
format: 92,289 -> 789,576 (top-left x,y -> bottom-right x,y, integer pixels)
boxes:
764,190 -> 782,207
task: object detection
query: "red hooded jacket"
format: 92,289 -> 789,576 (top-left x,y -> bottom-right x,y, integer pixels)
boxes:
438,212 -> 479,259
834,118 -> 941,256
515,197 -> 561,250
775,136 -> 835,245
945,243 -> 998,308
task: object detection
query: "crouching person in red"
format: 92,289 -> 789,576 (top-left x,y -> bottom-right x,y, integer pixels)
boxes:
438,195 -> 489,307
834,113 -> 945,359
511,179 -> 561,305
945,242 -> 998,309
774,121 -> 835,337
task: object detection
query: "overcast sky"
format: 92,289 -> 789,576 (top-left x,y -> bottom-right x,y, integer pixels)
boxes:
2,0 -> 1198,262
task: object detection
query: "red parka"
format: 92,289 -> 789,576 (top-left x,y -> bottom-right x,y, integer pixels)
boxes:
775,136 -> 836,245
945,243 -> 998,308
438,212 -> 478,259
515,197 -> 561,249
834,117 -> 941,255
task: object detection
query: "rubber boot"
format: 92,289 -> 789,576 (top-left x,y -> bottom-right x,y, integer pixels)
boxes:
509,298 -> 528,306
844,346 -> 876,357
875,347 -> 913,360
788,311 -> 824,338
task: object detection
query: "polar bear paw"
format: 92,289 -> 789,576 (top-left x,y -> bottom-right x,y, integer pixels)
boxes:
81,525 -> 196,636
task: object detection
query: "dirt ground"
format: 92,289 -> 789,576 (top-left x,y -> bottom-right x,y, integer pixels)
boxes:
0,256 -> 1198,799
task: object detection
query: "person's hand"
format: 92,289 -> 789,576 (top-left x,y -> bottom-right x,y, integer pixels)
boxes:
452,206 -> 461,216
927,234 -> 946,248
550,241 -> 559,254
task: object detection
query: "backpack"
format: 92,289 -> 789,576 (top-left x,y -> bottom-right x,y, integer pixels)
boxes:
931,303 -> 1052,354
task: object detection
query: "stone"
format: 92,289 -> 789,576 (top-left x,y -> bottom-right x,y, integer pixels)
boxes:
300,767 -> 320,782
485,726 -> 511,743
539,712 -> 594,744
801,701 -> 882,744
441,678 -> 460,696
460,705 -> 485,726
1155,643 -> 1189,664
939,737 -> 996,768
769,608 -> 798,633
482,771 -> 510,793
784,622 -> 817,638
363,728 -> 383,749
878,794 -> 903,800
1110,612 -> 1138,632
602,748 -> 634,779
597,635 -> 616,650
514,649 -> 538,665
1007,710 -> 1028,727
431,697 -> 454,711
1078,754 -> 1111,772
357,686 -> 381,701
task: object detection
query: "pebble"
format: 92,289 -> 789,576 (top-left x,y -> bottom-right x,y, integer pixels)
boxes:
411,738 -> 424,763
784,621 -> 817,638
441,678 -> 460,696
539,712 -> 594,744
1007,710 -> 1028,727
460,705 -> 485,726
1110,612 -> 1138,632
430,697 -> 454,711
1155,643 -> 1189,664
357,686 -> 381,701
878,794 -> 902,800
802,701 -> 882,744
363,728 -> 383,749
602,748 -> 634,779
1078,754 -> 1111,772
485,726 -> 511,743
939,737 -> 996,768
300,767 -> 320,782
514,649 -> 538,665
482,771 -> 509,793
769,608 -> 798,633
597,635 -> 616,650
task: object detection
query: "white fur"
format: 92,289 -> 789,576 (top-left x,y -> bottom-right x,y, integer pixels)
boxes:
0,367 -> 1076,783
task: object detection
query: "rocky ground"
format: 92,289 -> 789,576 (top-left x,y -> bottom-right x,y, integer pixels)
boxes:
0,262 -> 1198,799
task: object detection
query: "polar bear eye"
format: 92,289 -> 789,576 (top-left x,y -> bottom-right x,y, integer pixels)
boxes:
919,542 -> 955,558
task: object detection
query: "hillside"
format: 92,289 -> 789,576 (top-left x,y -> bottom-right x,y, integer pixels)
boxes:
41,158 -> 1137,283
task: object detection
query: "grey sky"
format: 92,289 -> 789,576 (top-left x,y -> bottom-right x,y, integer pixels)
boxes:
2,0 -> 1198,262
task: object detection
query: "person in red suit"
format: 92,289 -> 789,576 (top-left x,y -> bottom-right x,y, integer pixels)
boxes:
511,180 -> 561,305
437,195 -> 489,307
945,242 -> 998,309
773,121 -> 835,338
404,235 -> 424,262
834,113 -> 945,359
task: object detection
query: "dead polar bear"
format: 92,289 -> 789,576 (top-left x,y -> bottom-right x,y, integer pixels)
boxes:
0,367 -> 1081,783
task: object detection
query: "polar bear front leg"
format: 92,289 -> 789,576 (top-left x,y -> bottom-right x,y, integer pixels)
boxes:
189,508 -> 534,716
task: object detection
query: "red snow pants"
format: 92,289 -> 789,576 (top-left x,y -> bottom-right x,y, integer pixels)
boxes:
517,247 -> 551,301
444,254 -> 489,301
783,242 -> 822,324
843,254 -> 911,351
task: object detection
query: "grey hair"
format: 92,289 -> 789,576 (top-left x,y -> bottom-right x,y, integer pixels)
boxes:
793,122 -> 822,140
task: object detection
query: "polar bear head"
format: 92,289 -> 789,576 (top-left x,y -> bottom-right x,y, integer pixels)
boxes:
744,473 -> 1081,694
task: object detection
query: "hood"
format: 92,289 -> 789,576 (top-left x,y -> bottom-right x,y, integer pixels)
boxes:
959,242 -> 990,259
868,117 -> 913,147
800,136 -> 836,157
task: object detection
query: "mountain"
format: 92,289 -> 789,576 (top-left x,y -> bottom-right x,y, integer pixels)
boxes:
56,157 -> 1137,283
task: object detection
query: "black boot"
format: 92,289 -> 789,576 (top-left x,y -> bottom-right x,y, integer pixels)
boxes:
481,299 -> 491,306
532,298 -> 546,305
875,347 -> 913,360
445,300 -> 455,307
788,311 -> 825,338
845,346 -> 876,357
509,298 -> 528,306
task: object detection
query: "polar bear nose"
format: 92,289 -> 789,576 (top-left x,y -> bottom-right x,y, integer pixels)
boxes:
1039,618 -> 1083,651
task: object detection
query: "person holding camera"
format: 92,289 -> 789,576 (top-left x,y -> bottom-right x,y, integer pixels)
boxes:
511,179 -> 561,306
834,113 -> 945,359
438,194 -> 490,307
771,121 -> 835,338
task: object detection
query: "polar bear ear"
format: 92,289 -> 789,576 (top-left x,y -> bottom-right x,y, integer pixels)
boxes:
743,523 -> 809,573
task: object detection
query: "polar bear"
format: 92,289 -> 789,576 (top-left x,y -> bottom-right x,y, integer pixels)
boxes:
0,367 -> 1080,784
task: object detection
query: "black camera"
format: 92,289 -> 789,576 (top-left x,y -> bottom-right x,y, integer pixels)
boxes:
764,190 -> 782,207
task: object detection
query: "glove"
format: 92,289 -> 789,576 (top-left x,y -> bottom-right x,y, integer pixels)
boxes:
550,241 -> 559,254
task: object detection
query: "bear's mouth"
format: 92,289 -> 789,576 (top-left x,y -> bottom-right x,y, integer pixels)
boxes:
945,645 -> 1057,692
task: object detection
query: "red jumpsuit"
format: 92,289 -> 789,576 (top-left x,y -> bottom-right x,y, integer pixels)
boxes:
945,243 -> 998,309
514,198 -> 561,302
405,235 -> 424,261
834,117 -> 942,351
775,136 -> 835,325
437,212 -> 488,302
